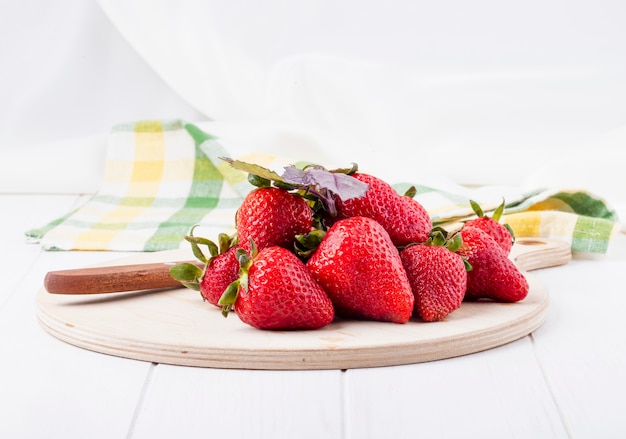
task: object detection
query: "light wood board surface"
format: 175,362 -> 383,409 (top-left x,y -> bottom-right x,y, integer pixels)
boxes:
36,238 -> 570,370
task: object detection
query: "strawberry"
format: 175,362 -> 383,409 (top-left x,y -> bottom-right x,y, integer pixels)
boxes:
221,159 -> 429,246
219,245 -> 335,330
334,173 -> 431,246
169,230 -> 240,307
199,246 -> 240,307
456,226 -> 529,302
236,187 -> 313,251
306,216 -> 414,323
463,199 -> 514,254
400,230 -> 467,321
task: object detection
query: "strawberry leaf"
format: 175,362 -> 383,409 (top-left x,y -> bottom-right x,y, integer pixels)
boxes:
221,157 -> 286,184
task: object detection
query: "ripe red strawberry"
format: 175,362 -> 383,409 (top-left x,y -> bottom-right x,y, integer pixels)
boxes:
219,246 -> 335,330
236,187 -> 313,251
306,216 -> 414,323
456,227 -> 529,302
334,173 -> 431,246
199,246 -> 240,307
463,199 -> 514,254
400,232 -> 467,321
170,230 -> 240,306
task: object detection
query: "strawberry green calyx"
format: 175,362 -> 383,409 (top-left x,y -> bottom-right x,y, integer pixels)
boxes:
469,199 -> 486,218
492,200 -> 505,222
218,279 -> 240,316
444,233 -> 463,253
169,263 -> 203,291
469,198 -> 505,222
294,229 -> 327,259
420,227 -> 472,272
235,240 -> 257,294
170,227 -> 237,292
403,186 -> 417,198
466,199 -> 516,250
218,240 -> 257,317
426,229 -> 447,247
425,228 -> 463,253
469,198 -> 515,239
186,226 -> 237,264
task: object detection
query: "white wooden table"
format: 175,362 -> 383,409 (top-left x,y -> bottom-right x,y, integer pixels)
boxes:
1,193 -> 625,439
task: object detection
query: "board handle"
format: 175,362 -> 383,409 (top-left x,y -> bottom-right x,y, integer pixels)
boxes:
44,260 -> 201,295
509,237 -> 571,272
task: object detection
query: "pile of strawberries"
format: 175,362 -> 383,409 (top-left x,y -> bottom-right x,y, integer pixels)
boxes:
171,159 -> 529,330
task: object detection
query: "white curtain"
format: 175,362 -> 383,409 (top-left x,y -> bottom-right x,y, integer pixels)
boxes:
2,0 -> 626,213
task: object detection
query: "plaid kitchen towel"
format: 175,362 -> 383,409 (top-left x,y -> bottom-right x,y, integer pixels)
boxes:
26,120 -> 621,253
26,120 -> 248,251
394,183 -> 620,254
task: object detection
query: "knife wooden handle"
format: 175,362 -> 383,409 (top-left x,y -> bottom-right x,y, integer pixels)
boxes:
44,260 -> 201,294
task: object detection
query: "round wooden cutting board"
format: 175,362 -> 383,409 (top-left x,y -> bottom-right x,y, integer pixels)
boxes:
36,238 -> 569,370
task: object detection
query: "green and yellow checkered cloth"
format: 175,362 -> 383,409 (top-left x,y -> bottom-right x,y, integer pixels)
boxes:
26,119 -> 621,254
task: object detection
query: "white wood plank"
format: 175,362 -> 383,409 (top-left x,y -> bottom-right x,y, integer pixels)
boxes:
344,337 -> 569,439
529,236 -> 626,439
0,252 -> 152,438
0,196 -> 153,439
0,195 -> 81,305
130,365 -> 344,439
4,194 -> 624,438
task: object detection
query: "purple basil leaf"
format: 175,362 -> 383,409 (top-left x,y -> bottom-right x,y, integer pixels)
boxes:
307,169 -> 368,201
281,166 -> 313,185
281,165 -> 368,202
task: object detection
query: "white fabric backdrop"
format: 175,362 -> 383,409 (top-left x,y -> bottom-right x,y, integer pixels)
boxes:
1,0 -> 625,216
